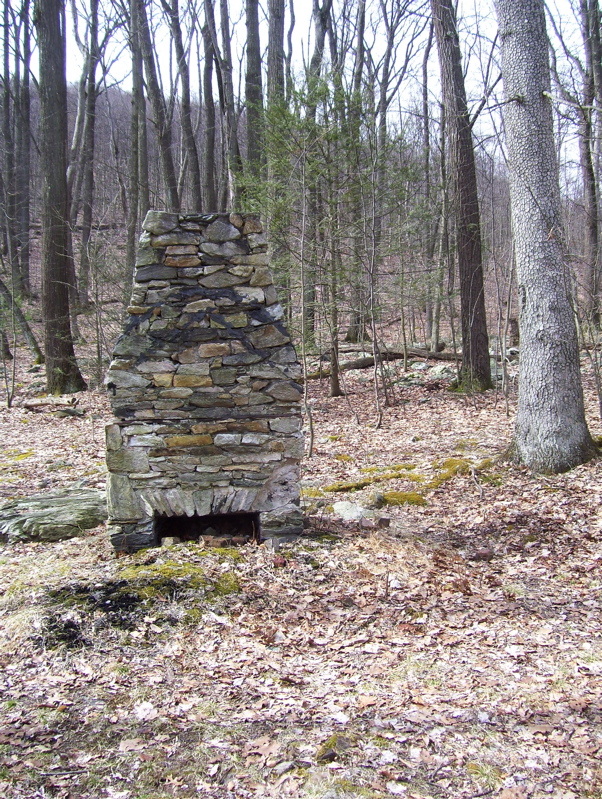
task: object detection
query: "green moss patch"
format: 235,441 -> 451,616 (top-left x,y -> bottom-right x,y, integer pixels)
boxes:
324,463 -> 424,493
119,560 -> 207,594
382,491 -> 427,507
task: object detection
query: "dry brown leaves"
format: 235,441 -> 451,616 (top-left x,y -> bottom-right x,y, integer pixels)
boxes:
0,355 -> 600,799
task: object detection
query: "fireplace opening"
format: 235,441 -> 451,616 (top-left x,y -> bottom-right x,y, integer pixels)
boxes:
155,511 -> 260,547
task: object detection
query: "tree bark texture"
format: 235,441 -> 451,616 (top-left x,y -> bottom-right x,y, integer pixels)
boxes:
77,0 -> 100,308
3,1 -> 22,295
15,0 -> 32,296
495,0 -> 596,472
431,0 -> 491,390
34,0 -> 86,393
162,0 -> 202,209
201,21 -> 217,210
579,0 -> 601,321
245,0 -> 263,179
137,0 -> 180,211
267,0 -> 285,107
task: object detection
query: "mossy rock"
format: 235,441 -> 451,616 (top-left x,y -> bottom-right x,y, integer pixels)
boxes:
209,571 -> 240,597
119,560 -> 208,598
382,491 -> 426,507
0,487 -> 107,543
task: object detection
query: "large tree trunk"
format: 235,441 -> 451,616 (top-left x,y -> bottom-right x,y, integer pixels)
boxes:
162,0 -> 202,210
267,0 -> 285,105
431,0 -> 491,390
495,0 -> 596,472
579,0 -> 601,324
3,2 -> 22,296
77,0 -> 100,309
137,0 -> 180,211
34,0 -> 86,394
126,0 -> 141,277
245,0 -> 263,181
201,22 -> 217,210
0,276 -> 43,363
14,0 -> 32,297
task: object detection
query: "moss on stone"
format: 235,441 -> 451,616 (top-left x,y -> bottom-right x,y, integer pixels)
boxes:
301,486 -> 327,498
382,491 -> 427,507
324,463 -> 424,493
427,457 -> 470,488
209,571 -> 240,596
119,560 -> 207,596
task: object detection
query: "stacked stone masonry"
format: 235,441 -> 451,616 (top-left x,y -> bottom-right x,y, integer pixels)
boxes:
105,211 -> 304,551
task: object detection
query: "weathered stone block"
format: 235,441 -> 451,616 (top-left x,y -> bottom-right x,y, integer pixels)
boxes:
164,434 -> 213,447
248,232 -> 267,249
136,265 -> 177,282
198,342 -> 231,357
177,363 -> 211,375
249,267 -> 273,287
129,434 -> 165,447
201,241 -> 247,258
107,473 -> 142,520
136,247 -> 164,266
173,374 -> 213,388
200,271 -> 243,290
106,370 -> 150,390
137,359 -> 177,373
193,489 -> 213,516
165,245 -> 198,255
242,216 -> 263,234
229,253 -> 269,266
270,417 -> 302,433
265,381 -> 303,401
223,352 -> 263,366
160,387 -> 194,399
106,423 -> 123,450
223,313 -> 247,327
151,231 -> 200,246
235,287 -> 264,303
143,210 -> 179,235
249,325 -> 290,348
184,298 -> 216,312
165,255 -> 201,267
214,433 -> 242,446
204,219 -> 242,241
106,448 -> 150,473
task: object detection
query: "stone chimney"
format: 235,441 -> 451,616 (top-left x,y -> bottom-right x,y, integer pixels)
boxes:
105,211 -> 304,551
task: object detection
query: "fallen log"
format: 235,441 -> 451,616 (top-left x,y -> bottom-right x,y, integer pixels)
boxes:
306,348 -> 459,379
21,396 -> 78,409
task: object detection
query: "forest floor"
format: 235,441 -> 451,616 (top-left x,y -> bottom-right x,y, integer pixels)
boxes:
0,352 -> 601,799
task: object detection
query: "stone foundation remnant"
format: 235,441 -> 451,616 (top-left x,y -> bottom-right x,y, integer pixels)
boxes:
105,211 -> 304,552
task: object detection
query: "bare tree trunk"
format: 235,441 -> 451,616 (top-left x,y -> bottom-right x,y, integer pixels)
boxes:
267,0 -> 285,105
431,0 -> 491,390
34,0 -> 87,393
77,0 -> 99,309
137,0 -> 179,211
580,0 -> 601,324
245,0 -> 262,181
126,0 -> 141,277
344,0 -> 367,345
3,1 -> 22,296
161,0 -> 202,209
495,0 -> 596,471
201,22 -> 217,210
0,274 -> 42,362
15,0 -> 32,297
